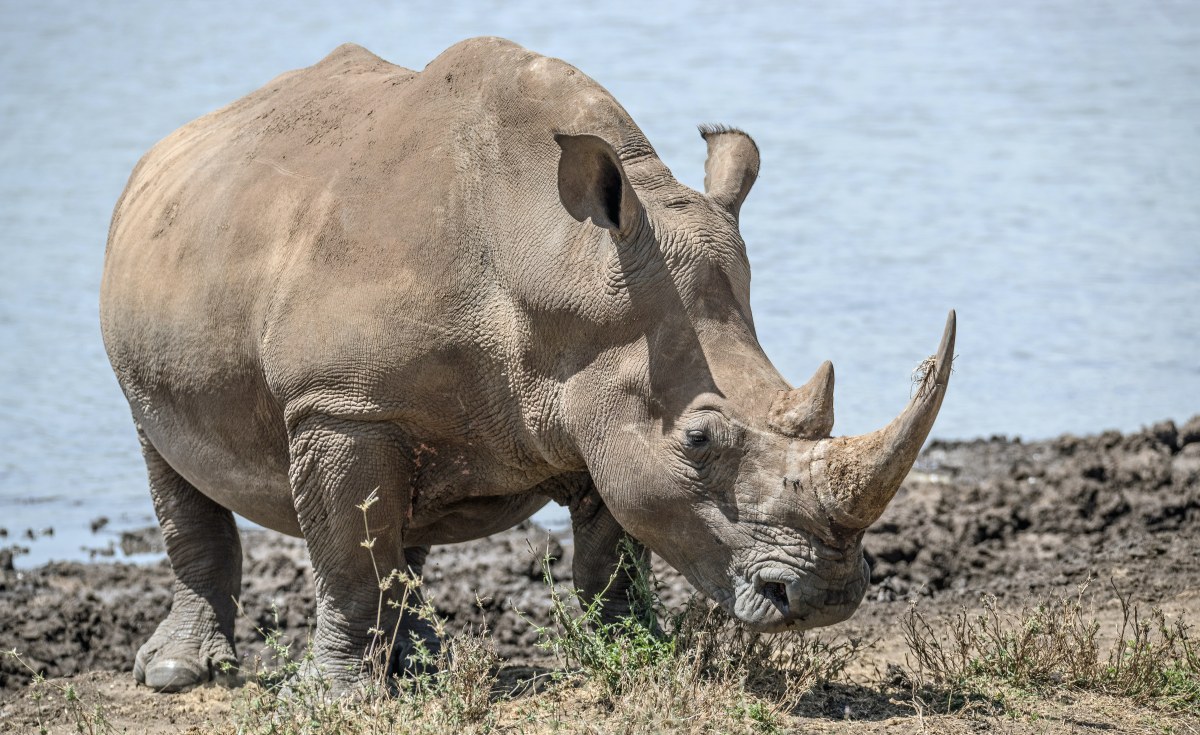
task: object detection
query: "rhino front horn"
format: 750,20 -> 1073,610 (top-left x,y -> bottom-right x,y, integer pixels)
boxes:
811,310 -> 956,530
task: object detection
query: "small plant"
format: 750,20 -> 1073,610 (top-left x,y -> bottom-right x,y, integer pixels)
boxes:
527,547 -> 676,699
901,579 -> 1200,714
3,648 -> 115,735
1105,585 -> 1200,710
672,598 -> 864,706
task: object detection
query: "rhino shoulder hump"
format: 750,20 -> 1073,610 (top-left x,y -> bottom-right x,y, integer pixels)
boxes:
432,36 -> 528,65
311,42 -> 401,75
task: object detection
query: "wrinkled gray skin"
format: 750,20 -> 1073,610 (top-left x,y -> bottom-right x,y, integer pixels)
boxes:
100,38 -> 954,693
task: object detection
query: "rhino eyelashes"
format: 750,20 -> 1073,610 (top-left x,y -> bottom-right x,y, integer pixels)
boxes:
782,477 -> 802,491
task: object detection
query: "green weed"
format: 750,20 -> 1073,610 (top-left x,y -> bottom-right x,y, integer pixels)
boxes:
2,648 -> 115,735
523,536 -> 864,732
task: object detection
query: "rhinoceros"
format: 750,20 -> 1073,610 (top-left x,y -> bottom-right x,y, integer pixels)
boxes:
100,37 -> 954,692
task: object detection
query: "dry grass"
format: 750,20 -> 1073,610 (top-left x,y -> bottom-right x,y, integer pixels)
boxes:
7,496 -> 1196,733
901,580 -> 1200,715
517,544 -> 865,733
2,648 -> 116,735
9,575 -> 1200,734
206,502 -> 868,734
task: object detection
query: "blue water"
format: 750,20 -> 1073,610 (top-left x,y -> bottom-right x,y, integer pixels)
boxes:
2,0 -> 1198,566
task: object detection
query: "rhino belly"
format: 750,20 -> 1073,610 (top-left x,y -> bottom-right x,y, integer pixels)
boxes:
405,494 -> 551,546
127,368 -> 302,536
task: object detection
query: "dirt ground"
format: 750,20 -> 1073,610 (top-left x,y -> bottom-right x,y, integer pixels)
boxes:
2,417 -> 1198,733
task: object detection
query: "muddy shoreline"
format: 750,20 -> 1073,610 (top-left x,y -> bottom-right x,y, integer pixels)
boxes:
2,417 -> 1198,693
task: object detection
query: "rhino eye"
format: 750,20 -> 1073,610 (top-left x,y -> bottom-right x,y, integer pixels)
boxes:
685,429 -> 709,448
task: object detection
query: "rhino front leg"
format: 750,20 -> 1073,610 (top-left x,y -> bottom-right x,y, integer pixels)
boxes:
568,479 -> 654,628
135,430 -> 241,692
288,416 -> 428,691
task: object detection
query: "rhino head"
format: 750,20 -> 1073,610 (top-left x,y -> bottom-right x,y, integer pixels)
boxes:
554,126 -> 954,632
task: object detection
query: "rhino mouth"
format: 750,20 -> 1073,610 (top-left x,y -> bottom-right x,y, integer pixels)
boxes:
728,557 -> 870,633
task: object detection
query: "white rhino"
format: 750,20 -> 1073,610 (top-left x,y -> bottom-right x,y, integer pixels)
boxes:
100,37 -> 954,692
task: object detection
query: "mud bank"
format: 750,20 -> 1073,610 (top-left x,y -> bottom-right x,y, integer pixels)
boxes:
2,417 -> 1198,691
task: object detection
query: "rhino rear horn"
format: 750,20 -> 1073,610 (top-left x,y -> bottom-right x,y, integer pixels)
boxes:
813,311 -> 956,530
699,124 -> 759,218
768,361 -> 835,438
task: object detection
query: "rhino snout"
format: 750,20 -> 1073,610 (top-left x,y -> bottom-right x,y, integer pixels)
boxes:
737,557 -> 869,632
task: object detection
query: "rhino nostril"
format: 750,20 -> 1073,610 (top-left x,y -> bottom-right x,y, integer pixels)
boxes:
761,581 -> 789,615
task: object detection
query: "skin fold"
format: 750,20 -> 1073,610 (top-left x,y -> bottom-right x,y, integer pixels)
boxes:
100,37 -> 953,693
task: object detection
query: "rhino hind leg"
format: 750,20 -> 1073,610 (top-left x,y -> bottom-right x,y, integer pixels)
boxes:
135,430 -> 242,692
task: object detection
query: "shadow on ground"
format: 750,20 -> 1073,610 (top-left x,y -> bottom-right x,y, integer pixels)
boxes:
791,680 -> 1007,723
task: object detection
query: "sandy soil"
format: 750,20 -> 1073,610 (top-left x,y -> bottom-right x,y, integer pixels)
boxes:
2,417 -> 1198,733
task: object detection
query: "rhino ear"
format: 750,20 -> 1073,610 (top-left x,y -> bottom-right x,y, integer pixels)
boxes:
555,133 -> 645,237
699,124 -> 759,219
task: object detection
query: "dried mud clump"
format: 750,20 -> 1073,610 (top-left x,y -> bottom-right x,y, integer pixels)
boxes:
866,416 -> 1200,601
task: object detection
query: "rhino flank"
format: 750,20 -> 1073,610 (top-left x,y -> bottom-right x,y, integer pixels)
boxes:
100,37 -> 954,693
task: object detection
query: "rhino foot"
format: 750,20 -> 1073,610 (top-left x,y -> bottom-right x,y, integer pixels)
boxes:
134,614 -> 238,692
276,614 -> 444,700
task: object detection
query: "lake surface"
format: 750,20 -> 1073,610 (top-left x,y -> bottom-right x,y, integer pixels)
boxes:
2,0 -> 1198,566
